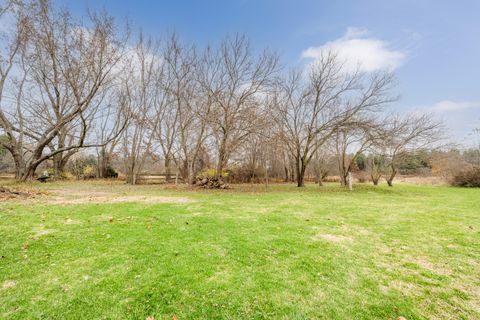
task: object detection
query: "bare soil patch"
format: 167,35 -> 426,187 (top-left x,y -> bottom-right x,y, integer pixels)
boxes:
46,189 -> 191,205
0,186 -> 44,200
314,233 -> 353,243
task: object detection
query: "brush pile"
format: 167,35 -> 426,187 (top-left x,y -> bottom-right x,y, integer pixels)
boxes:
195,176 -> 229,189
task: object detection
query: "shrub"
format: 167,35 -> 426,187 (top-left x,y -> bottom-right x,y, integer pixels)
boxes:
198,168 -> 229,178
450,167 -> 480,187
105,166 -> 118,178
83,166 -> 96,179
61,172 -> 75,180
355,172 -> 370,183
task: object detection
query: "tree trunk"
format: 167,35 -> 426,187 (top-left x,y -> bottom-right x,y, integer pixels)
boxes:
12,152 -> 26,181
296,157 -> 307,187
20,164 -> 39,182
97,147 -> 109,178
386,165 -> 396,187
53,153 -> 71,179
164,155 -> 172,183
187,162 -> 195,185
126,159 -> 136,185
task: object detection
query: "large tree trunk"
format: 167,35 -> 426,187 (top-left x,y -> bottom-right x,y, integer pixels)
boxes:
296,157 -> 307,187
52,152 -> 71,179
187,162 -> 195,185
20,164 -> 39,182
12,151 -> 26,181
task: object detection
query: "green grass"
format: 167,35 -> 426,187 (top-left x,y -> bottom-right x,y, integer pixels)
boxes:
1,181 -> 479,319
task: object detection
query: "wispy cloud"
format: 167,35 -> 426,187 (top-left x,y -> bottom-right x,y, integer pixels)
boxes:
301,27 -> 406,73
426,100 -> 480,113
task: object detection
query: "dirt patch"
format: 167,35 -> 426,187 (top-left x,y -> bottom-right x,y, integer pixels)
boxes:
0,186 -> 44,200
2,280 -> 16,289
410,257 -> 451,275
64,218 -> 81,225
314,233 -> 353,243
48,194 -> 191,205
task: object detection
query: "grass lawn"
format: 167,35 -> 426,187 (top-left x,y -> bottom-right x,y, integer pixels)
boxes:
0,181 -> 479,319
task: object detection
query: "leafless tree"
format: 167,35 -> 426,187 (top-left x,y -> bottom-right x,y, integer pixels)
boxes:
159,35 -> 211,184
120,34 -> 158,184
206,35 -> 279,175
334,119 -> 381,187
274,52 -> 395,187
378,113 -> 443,186
0,0 -> 125,180
95,91 -> 128,178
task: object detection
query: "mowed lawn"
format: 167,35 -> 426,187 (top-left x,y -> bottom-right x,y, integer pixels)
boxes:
0,181 -> 479,319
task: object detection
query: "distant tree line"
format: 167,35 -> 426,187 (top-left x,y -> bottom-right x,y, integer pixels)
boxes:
0,0 -> 447,187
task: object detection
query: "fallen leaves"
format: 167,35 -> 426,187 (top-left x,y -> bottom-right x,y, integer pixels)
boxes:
0,186 -> 44,200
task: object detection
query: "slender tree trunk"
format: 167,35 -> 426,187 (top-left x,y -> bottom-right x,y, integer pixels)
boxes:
386,165 -> 396,187
164,155 -> 172,183
284,166 -> 289,182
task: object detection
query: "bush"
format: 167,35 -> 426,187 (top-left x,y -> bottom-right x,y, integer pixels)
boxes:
355,172 -> 370,183
105,166 -> 118,178
83,166 -> 96,179
450,167 -> 480,187
197,168 -> 229,178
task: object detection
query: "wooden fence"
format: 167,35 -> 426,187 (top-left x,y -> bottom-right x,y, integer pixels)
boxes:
135,173 -> 181,185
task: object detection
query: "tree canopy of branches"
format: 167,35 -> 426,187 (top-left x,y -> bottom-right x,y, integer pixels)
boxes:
0,1 -> 446,187
273,52 -> 396,187
0,0 -> 126,180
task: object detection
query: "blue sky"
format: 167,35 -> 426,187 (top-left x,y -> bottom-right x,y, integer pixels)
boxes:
59,0 -> 480,145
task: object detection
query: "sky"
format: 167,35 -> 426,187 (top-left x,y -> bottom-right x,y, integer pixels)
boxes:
57,0 -> 480,146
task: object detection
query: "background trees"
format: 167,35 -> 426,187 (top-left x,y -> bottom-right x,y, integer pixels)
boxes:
273,53 -> 395,187
0,0 -> 452,187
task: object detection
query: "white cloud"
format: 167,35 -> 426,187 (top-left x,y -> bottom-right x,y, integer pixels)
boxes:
427,100 -> 480,113
301,27 -> 406,73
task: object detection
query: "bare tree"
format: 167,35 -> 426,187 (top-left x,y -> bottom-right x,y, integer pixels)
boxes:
334,120 -> 381,187
158,35 -> 211,184
206,35 -> 279,175
120,34 -> 158,184
380,113 -> 443,186
0,0 -> 29,179
95,92 -> 128,178
0,1 -> 125,180
274,52 -> 395,187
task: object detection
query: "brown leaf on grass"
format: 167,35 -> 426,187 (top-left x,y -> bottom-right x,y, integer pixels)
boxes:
21,242 -> 29,250
145,317 -> 155,320
172,315 -> 177,320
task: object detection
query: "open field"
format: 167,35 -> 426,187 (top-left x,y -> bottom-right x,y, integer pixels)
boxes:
0,181 -> 479,319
